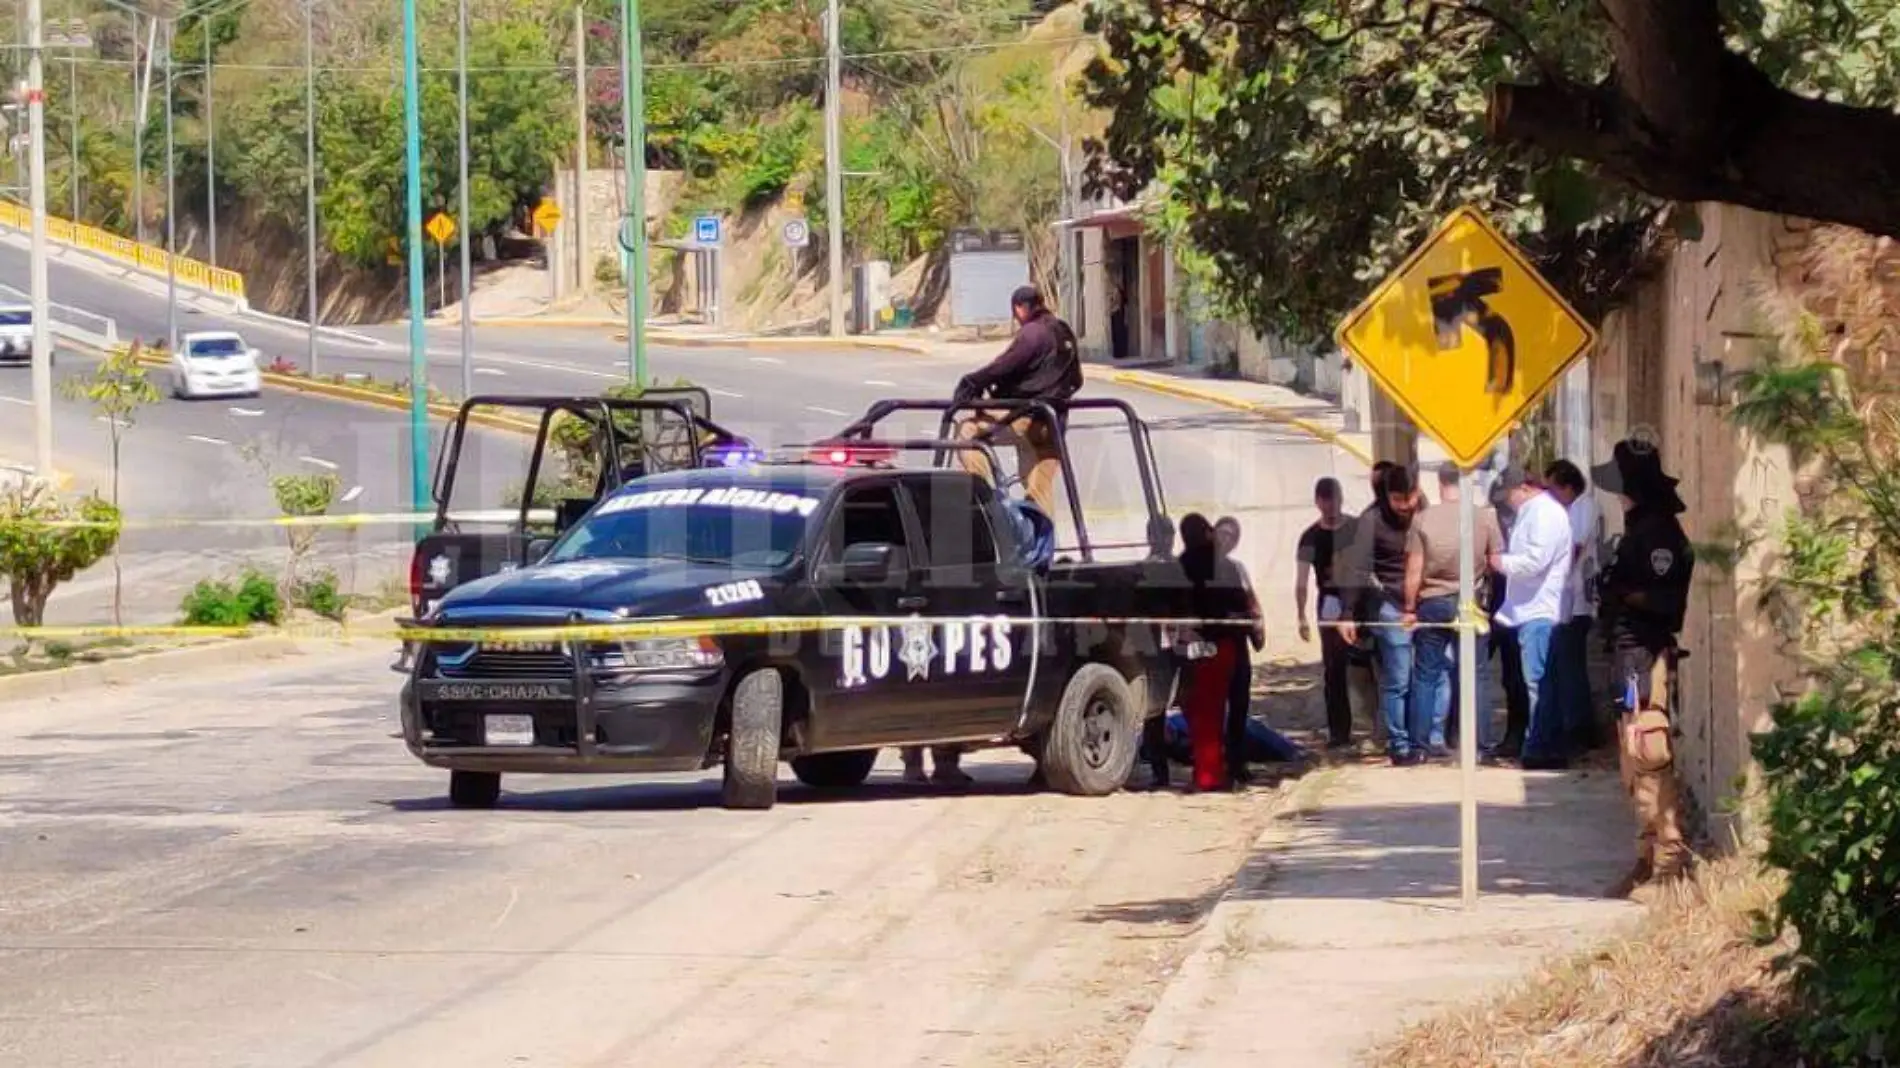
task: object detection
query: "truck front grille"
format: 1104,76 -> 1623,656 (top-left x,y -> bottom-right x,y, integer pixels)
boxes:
430,644 -> 573,680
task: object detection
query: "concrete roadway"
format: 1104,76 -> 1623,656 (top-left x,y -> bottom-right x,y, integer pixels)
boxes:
0,645 -> 1290,1068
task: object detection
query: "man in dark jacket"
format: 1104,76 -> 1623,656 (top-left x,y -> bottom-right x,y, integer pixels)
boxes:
1594,437 -> 1695,897
953,285 -> 1082,518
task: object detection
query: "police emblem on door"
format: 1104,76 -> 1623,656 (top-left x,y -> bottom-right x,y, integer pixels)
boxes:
840,616 -> 1015,689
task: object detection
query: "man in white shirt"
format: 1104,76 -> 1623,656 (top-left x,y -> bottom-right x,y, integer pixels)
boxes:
1485,466 -> 1574,770
1544,460 -> 1604,752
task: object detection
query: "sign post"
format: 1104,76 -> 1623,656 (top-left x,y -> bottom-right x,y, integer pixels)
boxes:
426,211 -> 456,314
534,198 -> 562,303
1335,204 -> 1598,908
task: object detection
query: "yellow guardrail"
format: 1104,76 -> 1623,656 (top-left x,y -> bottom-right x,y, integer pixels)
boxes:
0,202 -> 247,303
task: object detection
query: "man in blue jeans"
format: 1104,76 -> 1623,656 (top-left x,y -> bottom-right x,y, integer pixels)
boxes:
1340,465 -> 1423,765
1486,466 -> 1574,770
1403,464 -> 1504,758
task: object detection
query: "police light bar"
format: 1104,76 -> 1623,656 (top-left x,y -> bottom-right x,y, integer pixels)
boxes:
704,442 -> 764,467
811,444 -> 897,467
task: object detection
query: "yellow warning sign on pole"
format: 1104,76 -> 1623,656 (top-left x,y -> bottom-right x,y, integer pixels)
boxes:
425,211 -> 456,246
1334,205 -> 1598,468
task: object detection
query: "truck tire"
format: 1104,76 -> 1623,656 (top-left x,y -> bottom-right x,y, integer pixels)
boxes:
1041,663 -> 1140,796
723,669 -> 783,810
790,750 -> 878,789
449,770 -> 501,809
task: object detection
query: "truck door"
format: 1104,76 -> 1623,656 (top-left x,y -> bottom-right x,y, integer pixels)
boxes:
803,479 -> 943,750
900,473 -> 1039,740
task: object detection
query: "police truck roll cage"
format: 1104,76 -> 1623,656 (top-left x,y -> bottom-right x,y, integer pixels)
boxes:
825,396 -> 1171,561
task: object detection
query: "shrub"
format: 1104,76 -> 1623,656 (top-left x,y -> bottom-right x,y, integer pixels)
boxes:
0,484 -> 121,627
179,567 -> 283,627
293,569 -> 346,621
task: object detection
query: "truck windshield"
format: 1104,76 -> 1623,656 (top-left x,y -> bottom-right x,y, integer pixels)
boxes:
189,337 -> 247,358
0,310 -> 29,327
545,486 -> 819,569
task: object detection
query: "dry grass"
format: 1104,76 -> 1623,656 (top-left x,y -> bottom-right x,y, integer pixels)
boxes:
1363,856 -> 1803,1068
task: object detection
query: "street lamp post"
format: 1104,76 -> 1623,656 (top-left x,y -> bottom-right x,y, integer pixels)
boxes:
26,0 -> 51,478
618,0 -> 647,386
203,21 -> 214,267
456,0 -> 472,400
304,0 -> 318,376
163,22 -> 176,353
400,0 -> 428,517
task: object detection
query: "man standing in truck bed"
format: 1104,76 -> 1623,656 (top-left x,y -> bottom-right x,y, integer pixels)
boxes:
952,285 -> 1083,519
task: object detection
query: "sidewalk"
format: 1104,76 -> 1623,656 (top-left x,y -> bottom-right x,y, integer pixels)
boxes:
1124,763 -> 1642,1067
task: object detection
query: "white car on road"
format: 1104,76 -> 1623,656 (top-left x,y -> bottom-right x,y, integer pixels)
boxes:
170,331 -> 262,399
0,305 -> 34,366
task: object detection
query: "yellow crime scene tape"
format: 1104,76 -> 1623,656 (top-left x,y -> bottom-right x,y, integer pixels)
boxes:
0,604 -> 1492,643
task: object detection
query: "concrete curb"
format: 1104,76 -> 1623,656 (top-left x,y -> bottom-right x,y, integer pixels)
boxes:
1,462 -> 77,493
0,634 -> 304,702
459,315 -> 628,329
626,330 -> 937,357
1120,770 -> 1341,1068
0,608 -> 407,702
1106,370 -> 1374,466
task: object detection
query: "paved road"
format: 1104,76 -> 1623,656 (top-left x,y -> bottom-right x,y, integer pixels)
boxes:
0,644 -> 1290,1068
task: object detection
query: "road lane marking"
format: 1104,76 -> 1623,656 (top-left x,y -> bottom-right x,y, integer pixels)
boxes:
0,395 -> 28,405
749,356 -> 785,365
708,387 -> 743,399
865,379 -> 897,387
340,484 -> 364,503
186,434 -> 229,446
805,405 -> 848,417
299,455 -> 339,470
229,406 -> 265,417
95,416 -> 127,427
475,367 -> 507,376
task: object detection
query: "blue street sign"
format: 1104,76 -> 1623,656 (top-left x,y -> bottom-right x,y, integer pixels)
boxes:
694,215 -> 721,245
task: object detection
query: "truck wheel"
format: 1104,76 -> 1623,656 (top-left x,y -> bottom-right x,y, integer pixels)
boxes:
723,669 -> 783,810
449,770 -> 501,809
790,750 -> 878,789
1041,663 -> 1140,796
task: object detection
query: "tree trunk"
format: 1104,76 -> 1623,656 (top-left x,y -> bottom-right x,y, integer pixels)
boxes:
110,429 -> 124,628
1486,0 -> 1900,239
11,573 -> 48,628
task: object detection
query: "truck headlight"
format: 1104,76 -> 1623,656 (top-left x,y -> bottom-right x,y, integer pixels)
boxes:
591,635 -> 723,672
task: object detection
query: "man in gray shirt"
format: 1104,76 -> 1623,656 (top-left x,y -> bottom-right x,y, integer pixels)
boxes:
1403,463 -> 1503,758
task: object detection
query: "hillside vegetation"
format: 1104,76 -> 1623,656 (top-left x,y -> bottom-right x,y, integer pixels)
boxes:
3,0 -> 1088,322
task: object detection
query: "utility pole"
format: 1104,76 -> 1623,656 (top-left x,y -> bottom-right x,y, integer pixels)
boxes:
304,0 -> 318,375
618,0 -> 647,386
163,21 -> 176,353
573,4 -> 587,298
133,13 -> 154,245
822,0 -> 843,337
400,0 -> 428,516
455,0 -> 471,399
203,21 -> 214,267
26,0 -> 50,478
67,53 -> 75,219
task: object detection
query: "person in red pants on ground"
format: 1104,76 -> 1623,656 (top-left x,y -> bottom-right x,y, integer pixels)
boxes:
1176,514 -> 1252,792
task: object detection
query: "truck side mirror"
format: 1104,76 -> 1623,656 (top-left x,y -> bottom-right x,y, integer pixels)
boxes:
823,542 -> 906,584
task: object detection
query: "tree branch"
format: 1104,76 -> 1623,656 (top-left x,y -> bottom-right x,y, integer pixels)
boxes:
1489,73 -> 1900,238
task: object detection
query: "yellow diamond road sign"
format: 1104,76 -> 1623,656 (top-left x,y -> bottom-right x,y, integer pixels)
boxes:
425,211 -> 455,246
1335,205 -> 1598,469
534,198 -> 562,234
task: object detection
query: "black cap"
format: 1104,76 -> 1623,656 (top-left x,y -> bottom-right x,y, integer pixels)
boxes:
1011,285 -> 1044,310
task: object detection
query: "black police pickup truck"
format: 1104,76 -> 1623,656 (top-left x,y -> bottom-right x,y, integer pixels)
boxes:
398,398 -> 1197,810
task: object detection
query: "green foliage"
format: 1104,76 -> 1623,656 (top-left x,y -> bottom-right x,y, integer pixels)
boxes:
1728,243 -> 1900,1063
179,567 -> 283,627
0,484 -> 121,629
292,568 -> 347,622
1080,0 -> 1900,343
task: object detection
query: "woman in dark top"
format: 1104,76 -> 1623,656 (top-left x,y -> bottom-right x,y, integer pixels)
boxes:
1175,513 -> 1252,791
